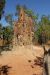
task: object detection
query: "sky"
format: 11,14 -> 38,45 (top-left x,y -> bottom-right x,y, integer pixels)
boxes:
0,0 -> 50,26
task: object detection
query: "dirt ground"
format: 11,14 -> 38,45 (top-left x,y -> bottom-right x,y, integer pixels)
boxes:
0,45 -> 44,75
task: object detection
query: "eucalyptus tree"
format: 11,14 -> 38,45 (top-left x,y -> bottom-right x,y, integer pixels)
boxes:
0,0 -> 6,19
0,24 -> 3,38
41,15 -> 50,41
36,15 -> 50,44
2,26 -> 13,45
5,14 -> 13,31
5,14 -> 14,45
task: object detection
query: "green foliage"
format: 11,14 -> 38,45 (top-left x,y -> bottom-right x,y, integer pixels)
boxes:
0,0 -> 6,19
0,24 -> 3,37
5,14 -> 14,45
25,9 -> 38,20
35,15 -> 50,44
3,26 -> 13,44
41,15 -> 50,40
16,4 -> 21,11
5,14 -> 13,24
16,4 -> 27,15
16,5 -> 22,15
5,14 -> 13,32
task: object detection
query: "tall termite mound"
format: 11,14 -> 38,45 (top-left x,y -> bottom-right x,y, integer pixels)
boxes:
13,7 -> 34,45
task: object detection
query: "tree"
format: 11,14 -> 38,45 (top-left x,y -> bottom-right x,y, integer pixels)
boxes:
41,15 -> 50,40
16,5 -> 27,16
0,24 -> 3,38
2,26 -> 13,45
35,15 -> 50,44
0,0 -> 6,19
5,14 -> 14,35
5,14 -> 14,45
5,14 -> 13,30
